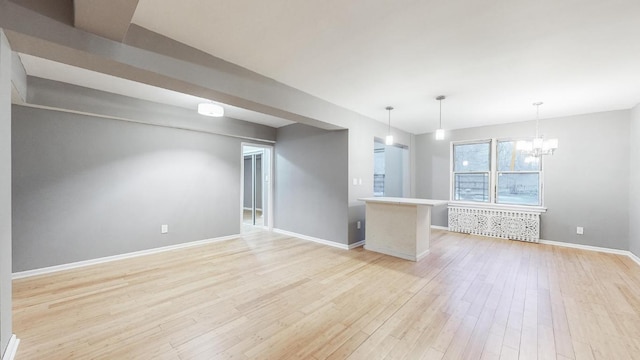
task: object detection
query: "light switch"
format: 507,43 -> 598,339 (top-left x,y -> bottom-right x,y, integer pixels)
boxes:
161,224 -> 168,234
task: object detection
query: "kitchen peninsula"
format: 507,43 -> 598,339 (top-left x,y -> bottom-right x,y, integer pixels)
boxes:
358,197 -> 449,261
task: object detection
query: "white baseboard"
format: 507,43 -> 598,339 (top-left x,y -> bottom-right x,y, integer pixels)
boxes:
349,240 -> 365,249
538,239 -> 629,255
364,243 -> 421,261
272,228 -> 349,250
629,251 -> 640,267
12,234 -> 240,279
431,225 -> 448,231
2,335 -> 19,360
539,239 -> 640,269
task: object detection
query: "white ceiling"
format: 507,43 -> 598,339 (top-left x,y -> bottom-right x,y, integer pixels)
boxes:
17,54 -> 295,128
130,0 -> 640,134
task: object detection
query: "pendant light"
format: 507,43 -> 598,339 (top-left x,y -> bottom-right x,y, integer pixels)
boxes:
197,102 -> 225,117
385,106 -> 394,145
435,95 -> 446,140
516,102 -> 558,159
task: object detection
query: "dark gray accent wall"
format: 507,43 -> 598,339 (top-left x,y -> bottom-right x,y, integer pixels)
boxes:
630,104 -> 640,257
275,124 -> 348,245
416,110 -> 630,250
0,29 -> 13,358
12,105 -> 251,272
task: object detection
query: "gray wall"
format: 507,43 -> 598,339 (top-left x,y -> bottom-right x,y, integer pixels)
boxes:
27,77 -> 277,143
630,104 -> 640,257
274,123 -> 349,245
12,105 -> 250,272
416,110 -> 630,250
0,30 -> 13,358
347,121 -> 414,245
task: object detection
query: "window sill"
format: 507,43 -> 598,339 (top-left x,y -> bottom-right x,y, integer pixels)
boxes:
448,201 -> 547,214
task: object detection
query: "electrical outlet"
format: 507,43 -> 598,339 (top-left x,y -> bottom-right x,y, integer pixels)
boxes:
357,221 -> 361,229
161,224 -> 168,234
576,226 -> 584,235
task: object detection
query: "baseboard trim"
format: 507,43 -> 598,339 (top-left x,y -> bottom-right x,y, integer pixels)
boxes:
627,251 -> 640,267
538,239 -> 628,255
12,234 -> 240,279
349,240 -> 365,249
2,334 -> 19,360
364,243 -> 420,261
439,229 -> 640,269
538,239 -> 640,268
272,228 -> 349,250
430,225 -> 449,231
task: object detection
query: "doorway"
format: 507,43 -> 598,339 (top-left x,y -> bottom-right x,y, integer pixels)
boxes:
373,138 -> 410,197
241,144 -> 273,232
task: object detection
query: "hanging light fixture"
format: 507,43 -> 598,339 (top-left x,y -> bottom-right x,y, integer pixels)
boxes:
435,95 -> 446,140
385,106 -> 394,145
516,102 -> 558,160
197,102 -> 225,117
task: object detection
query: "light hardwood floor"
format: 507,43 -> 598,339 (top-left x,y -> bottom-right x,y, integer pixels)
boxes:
12,230 -> 640,360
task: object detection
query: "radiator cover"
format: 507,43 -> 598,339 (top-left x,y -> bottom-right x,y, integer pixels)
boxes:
448,205 -> 540,243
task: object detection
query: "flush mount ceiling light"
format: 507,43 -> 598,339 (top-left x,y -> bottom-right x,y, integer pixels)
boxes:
435,95 -> 446,140
385,106 -> 394,145
197,102 -> 224,117
516,102 -> 559,160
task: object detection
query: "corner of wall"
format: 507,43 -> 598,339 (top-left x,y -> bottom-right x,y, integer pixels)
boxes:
0,28 -> 14,358
629,103 -> 640,257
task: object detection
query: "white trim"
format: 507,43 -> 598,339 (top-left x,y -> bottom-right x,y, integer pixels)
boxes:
448,201 -> 547,213
629,251 -> 640,268
363,243 -> 426,261
349,240 -> 365,249
2,335 -> 19,360
538,239 -> 640,269
272,228 -> 349,250
240,142 -> 274,232
12,234 -> 240,279
431,225 -> 449,231
426,228 -> 640,269
538,239 -> 629,256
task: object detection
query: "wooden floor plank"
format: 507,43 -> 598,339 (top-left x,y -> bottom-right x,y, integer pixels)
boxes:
12,230 -> 640,359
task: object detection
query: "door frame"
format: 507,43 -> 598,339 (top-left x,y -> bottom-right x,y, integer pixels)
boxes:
240,142 -> 274,232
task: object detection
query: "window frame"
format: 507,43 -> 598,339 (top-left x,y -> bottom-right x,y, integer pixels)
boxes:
450,138 -> 547,211
450,139 -> 492,203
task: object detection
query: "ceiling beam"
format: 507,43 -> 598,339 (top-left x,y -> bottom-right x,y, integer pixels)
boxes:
73,0 -> 139,42
0,1 -> 409,134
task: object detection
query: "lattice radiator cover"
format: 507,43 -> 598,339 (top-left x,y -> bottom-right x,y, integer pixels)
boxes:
448,206 -> 540,243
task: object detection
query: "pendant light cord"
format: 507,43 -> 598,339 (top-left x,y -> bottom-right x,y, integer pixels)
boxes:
533,102 -> 543,138
439,99 -> 442,128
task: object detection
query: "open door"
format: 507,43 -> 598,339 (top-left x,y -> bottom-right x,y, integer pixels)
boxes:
241,144 -> 273,232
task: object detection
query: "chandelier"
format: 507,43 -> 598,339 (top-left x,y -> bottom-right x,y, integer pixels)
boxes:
516,102 -> 558,159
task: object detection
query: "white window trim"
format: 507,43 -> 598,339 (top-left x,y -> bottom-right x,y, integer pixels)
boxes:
449,138 -> 547,212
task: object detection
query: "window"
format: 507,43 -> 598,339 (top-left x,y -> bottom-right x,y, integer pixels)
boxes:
496,140 -> 541,205
451,139 -> 543,206
452,141 -> 491,202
